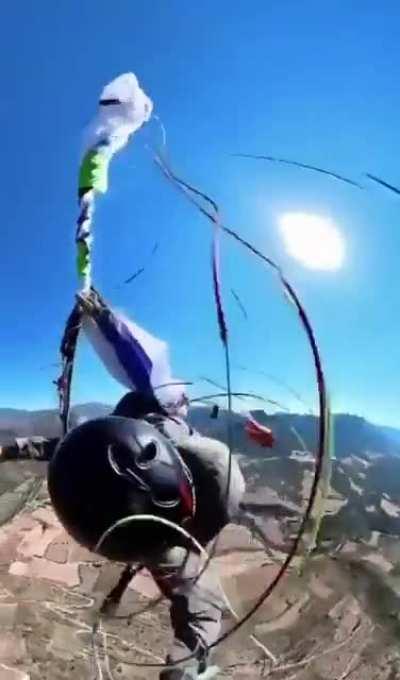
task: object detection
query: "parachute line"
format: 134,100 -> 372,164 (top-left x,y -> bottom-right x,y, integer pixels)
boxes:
234,153 -> 363,189
153,152 -> 331,647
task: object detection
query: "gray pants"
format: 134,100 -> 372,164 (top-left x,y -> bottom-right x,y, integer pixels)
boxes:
146,547 -> 224,680
130,425 -> 244,678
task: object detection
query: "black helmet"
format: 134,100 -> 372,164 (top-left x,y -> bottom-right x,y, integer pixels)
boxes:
47,416 -> 195,562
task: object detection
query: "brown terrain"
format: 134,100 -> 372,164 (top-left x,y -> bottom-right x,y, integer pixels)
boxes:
2,451 -> 400,680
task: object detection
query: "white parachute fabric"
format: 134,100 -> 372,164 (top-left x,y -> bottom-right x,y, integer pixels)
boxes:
84,72 -> 153,157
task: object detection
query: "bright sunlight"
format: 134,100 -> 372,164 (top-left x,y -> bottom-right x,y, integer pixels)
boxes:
278,212 -> 345,270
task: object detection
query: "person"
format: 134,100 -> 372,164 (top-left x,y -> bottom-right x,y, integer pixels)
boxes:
110,390 -> 292,678
48,390 -> 247,680
3,381 -> 288,678
48,388 -> 296,679
112,390 -> 246,679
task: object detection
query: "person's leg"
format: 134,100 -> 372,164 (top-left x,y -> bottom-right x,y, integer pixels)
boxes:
147,547 -> 224,680
100,565 -> 142,615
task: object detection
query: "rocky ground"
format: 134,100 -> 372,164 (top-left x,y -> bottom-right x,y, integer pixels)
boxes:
1,459 -> 400,680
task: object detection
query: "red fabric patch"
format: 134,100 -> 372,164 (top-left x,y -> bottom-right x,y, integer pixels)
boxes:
179,479 -> 195,517
245,418 -> 275,448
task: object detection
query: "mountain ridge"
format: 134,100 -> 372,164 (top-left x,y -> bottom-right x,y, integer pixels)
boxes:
1,403 -> 400,459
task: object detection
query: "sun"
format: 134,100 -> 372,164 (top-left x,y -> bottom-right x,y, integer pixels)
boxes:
278,212 -> 345,271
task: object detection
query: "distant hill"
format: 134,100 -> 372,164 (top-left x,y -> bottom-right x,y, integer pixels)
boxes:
381,424 -> 400,447
0,403 -> 112,445
188,407 -> 400,460
1,403 -> 399,460
2,401 -> 400,551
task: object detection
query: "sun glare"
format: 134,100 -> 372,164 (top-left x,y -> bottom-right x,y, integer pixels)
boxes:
278,212 -> 345,271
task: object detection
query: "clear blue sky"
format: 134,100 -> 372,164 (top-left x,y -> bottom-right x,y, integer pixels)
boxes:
1,1 -> 400,427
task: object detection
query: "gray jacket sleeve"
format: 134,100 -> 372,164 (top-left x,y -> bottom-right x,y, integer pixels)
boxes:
158,420 -> 246,545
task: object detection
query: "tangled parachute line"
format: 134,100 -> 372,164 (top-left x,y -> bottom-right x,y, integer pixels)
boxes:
56,72 -> 333,673
151,152 -> 331,638
232,153 -> 400,197
233,153 -> 364,189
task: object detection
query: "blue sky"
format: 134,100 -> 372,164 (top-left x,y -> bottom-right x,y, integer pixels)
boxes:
1,1 -> 400,427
